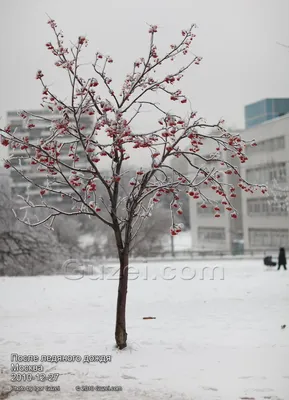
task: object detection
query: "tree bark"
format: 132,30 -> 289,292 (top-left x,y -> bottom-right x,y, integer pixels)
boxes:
115,248 -> 129,349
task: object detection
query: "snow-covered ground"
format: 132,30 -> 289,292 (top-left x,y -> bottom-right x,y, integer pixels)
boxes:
1,259 -> 289,399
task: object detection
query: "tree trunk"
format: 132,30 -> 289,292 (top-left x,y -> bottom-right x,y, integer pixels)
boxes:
170,234 -> 175,257
115,249 -> 129,349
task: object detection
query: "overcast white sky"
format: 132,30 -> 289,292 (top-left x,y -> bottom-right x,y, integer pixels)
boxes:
0,0 -> 289,164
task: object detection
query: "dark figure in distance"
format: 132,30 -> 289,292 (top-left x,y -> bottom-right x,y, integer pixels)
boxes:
278,247 -> 287,270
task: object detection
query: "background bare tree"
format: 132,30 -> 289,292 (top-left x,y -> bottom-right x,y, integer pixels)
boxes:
0,187 -> 63,275
87,203 -> 171,258
52,215 -> 83,257
0,185 -> 85,276
130,206 -> 171,257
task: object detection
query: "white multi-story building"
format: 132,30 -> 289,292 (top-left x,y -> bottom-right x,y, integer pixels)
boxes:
6,109 -> 94,208
188,130 -> 243,253
0,166 -> 11,196
240,114 -> 289,251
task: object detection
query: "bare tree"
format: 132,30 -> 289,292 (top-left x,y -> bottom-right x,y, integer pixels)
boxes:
130,206 -> 171,257
52,214 -> 82,257
266,179 -> 289,212
0,188 -> 64,276
90,202 -> 171,258
0,19 -> 266,349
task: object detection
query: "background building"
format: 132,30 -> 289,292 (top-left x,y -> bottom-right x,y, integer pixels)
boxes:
189,130 -> 243,253
7,109 -> 94,208
245,98 -> 289,129
240,113 -> 289,252
0,166 -> 11,197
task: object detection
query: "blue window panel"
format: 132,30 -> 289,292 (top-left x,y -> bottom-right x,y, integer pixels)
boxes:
265,99 -> 273,114
245,99 -> 266,120
246,114 -> 268,128
245,98 -> 289,128
273,98 -> 289,117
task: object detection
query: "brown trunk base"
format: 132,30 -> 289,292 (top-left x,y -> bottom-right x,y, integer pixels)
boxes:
115,323 -> 127,350
115,250 -> 129,350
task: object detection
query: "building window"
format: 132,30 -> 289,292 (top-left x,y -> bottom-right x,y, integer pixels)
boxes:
262,231 -> 270,247
262,201 -> 268,213
247,197 -> 288,217
279,164 -> 287,181
246,135 -> 285,155
246,162 -> 287,184
254,202 -> 261,213
249,229 -> 289,248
